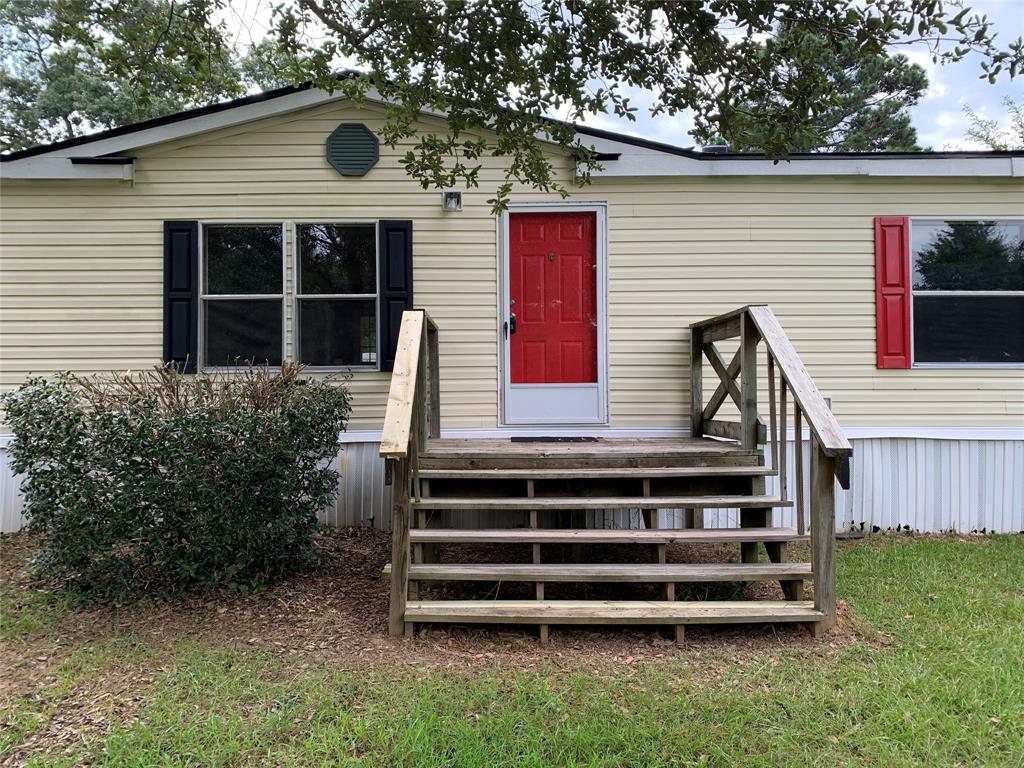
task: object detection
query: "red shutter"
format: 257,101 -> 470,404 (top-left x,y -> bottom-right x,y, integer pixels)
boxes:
874,216 -> 911,369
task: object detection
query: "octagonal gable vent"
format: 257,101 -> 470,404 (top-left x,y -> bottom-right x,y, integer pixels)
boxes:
326,123 -> 379,176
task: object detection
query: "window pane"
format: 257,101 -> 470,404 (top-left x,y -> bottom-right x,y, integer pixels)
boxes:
913,295 -> 1024,363
205,225 -> 283,294
912,219 -> 1024,291
204,299 -> 283,366
298,299 -> 377,366
297,224 -> 376,294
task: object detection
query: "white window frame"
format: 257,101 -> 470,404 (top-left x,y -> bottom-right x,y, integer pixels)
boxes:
198,221 -> 287,372
909,216 -> 1024,370
291,220 -> 381,372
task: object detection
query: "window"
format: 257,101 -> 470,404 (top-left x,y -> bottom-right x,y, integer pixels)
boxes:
295,223 -> 378,367
201,224 -> 284,367
197,221 -> 385,371
911,219 -> 1024,365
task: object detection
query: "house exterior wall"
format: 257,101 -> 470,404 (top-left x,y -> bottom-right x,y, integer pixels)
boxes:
2,97 -> 1022,532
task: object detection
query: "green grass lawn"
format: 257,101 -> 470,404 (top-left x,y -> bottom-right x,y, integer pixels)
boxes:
3,535 -> 1023,767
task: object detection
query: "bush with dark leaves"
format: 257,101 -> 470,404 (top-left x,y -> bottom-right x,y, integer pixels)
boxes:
1,363 -> 351,602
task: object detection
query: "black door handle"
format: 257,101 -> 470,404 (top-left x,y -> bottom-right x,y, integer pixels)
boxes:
504,312 -> 517,339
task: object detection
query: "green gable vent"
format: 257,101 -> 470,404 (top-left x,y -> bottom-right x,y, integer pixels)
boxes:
326,123 -> 379,176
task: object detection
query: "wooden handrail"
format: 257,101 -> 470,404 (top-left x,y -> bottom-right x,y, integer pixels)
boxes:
380,309 -> 440,637
745,306 -> 852,461
689,304 -> 851,487
380,309 -> 439,459
690,304 -> 845,633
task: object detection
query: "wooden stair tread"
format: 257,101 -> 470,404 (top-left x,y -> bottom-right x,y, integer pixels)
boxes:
421,437 -> 757,459
387,562 -> 811,582
417,466 -> 776,480
409,527 -> 805,544
412,495 -> 791,510
405,599 -> 823,624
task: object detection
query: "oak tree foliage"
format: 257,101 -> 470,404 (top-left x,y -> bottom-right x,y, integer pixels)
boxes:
2,1 -> 1021,210
0,0 -> 286,152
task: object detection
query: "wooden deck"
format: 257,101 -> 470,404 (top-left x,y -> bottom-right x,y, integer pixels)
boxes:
419,436 -> 763,469
421,437 -> 755,457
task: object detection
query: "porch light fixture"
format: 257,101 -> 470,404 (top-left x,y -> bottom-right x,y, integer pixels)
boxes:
442,190 -> 463,211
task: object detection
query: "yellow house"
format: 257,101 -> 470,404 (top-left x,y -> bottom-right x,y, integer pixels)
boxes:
1,87 -> 1022,527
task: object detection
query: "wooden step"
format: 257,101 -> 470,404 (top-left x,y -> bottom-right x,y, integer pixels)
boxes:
419,457 -> 763,470
419,438 -> 763,470
409,527 -> 805,545
412,495 -> 790,511
386,562 -> 811,582
418,466 -> 776,480
405,599 -> 823,625
421,437 -> 758,461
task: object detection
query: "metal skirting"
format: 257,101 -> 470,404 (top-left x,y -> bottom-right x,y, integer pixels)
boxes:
0,442 -> 24,534
669,436 -> 1024,534
329,441 -> 394,529
1,437 -> 1022,534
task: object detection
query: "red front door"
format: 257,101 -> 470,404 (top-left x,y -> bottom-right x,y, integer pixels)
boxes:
508,211 -> 597,384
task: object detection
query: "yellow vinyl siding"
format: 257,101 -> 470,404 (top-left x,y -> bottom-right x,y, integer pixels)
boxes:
2,98 -> 1022,430
599,176 -> 1024,427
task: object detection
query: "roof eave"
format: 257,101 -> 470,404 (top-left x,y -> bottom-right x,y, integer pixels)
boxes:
3,78 -> 1022,180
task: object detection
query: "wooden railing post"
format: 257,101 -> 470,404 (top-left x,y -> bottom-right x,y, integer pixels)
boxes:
388,456 -> 411,637
426,319 -> 441,440
739,312 -> 759,450
415,327 -> 428,457
689,327 -> 704,438
380,309 -> 440,639
809,439 -> 837,635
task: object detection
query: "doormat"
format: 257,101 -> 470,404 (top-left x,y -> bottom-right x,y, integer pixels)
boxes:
509,436 -> 600,443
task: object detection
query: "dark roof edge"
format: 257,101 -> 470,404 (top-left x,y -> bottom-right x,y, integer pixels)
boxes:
1,82 -> 316,162
4,80 -> 1023,163
573,125 -> 703,158
573,124 -> 1024,160
69,156 -> 135,165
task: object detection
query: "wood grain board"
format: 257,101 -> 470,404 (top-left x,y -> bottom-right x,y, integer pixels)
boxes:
409,527 -> 806,544
386,562 -> 812,582
405,600 -> 824,624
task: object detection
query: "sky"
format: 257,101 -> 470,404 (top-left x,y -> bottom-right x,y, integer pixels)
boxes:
222,0 -> 1024,151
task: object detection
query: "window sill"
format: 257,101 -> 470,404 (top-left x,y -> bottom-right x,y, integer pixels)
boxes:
199,365 -> 381,374
911,363 -> 1024,370
302,366 -> 381,374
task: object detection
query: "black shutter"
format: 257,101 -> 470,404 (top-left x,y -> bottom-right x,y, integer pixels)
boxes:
377,220 -> 413,372
163,221 -> 199,373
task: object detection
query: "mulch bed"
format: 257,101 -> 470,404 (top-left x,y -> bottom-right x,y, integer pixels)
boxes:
1,527 -> 861,675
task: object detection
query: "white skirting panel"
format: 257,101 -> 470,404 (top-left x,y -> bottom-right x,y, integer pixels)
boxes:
0,442 -> 26,533
672,437 -> 1024,534
327,442 -> 394,530
1,437 -> 1022,534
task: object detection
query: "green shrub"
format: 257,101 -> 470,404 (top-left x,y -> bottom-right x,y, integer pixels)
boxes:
1,363 -> 351,602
